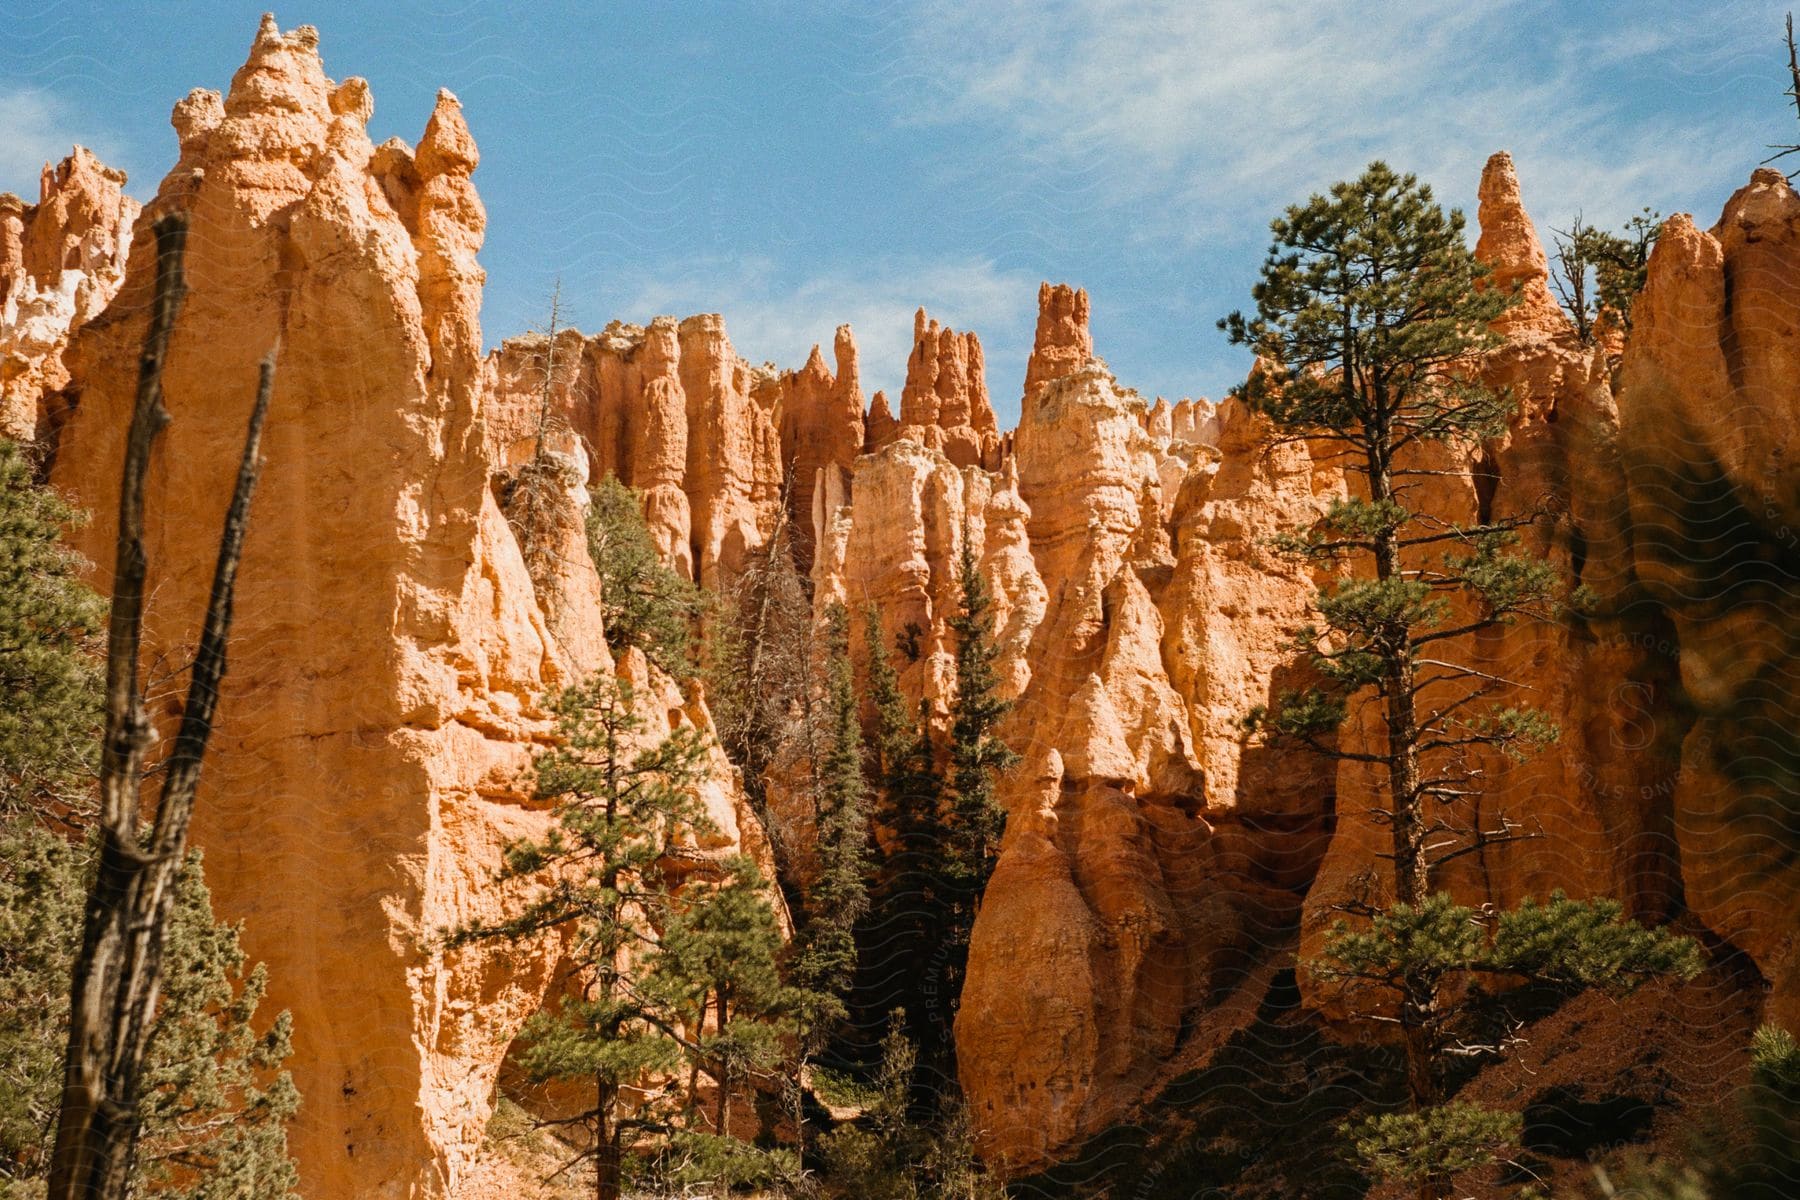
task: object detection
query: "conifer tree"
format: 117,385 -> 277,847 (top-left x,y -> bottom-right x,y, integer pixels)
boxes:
932,533 -> 1016,1067
1223,162 -> 1701,1198
790,603 -> 872,1038
1550,210 -> 1660,343
0,440 -> 104,820
447,672 -> 713,1200
651,856 -> 798,1143
1596,1023 -> 1800,1200
587,474 -> 707,677
1,827 -> 299,1200
130,853 -> 300,1200
1,437 -> 298,1199
816,1013 -> 1003,1200
856,606 -> 944,1065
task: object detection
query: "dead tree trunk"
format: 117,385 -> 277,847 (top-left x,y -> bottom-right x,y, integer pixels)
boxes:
46,211 -> 275,1200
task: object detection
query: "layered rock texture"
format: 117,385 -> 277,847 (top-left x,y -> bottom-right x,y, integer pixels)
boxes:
41,20 -> 765,1200
812,156 -> 1800,1169
1,147 -> 139,440
1618,167 -> 1800,1025
14,18 -> 1797,1193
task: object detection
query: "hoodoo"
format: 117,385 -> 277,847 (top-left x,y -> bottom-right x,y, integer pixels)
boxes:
4,13 -> 1794,1199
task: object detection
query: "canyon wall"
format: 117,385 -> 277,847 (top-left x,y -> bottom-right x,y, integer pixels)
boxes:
9,19 -> 1796,1191
1,147 -> 138,441
1618,166 -> 1800,1026
41,19 -> 764,1200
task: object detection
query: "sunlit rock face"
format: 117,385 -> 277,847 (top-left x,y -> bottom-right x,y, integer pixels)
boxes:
33,19 -> 1796,1187
1,146 -> 139,441
804,281 -> 1343,1169
47,18 -> 765,1199
482,311 -> 788,590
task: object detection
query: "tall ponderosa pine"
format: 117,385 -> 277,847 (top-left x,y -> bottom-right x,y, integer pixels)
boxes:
448,673 -> 712,1200
1223,162 -> 1700,1197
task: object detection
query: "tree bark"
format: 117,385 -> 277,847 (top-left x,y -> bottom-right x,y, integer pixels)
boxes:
595,1079 -> 621,1200
47,212 -> 274,1200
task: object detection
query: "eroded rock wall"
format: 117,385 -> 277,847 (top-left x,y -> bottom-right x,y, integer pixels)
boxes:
47,19 -> 764,1200
483,313 -> 787,589
1,147 -> 139,441
1617,167 -> 1800,1026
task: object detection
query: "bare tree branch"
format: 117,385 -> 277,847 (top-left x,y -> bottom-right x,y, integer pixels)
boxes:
48,212 -> 275,1200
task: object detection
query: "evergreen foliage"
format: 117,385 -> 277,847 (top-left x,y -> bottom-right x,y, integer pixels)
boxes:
857,606 -> 945,1060
587,474 -> 707,676
652,855 -> 800,1141
817,1015 -> 1003,1200
0,824 -> 299,1200
447,672 -> 710,1200
0,436 -> 298,1200
450,671 -> 803,1198
1224,163 -> 1701,1198
854,541 -> 1016,1091
1551,211 -> 1661,343
942,533 -> 1016,910
1600,1023 -> 1800,1200
132,854 -> 301,1200
930,534 -> 1017,1070
0,440 -> 104,819
790,604 -> 872,1045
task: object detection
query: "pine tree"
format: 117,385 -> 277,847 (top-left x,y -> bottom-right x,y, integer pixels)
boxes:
1550,210 -> 1660,343
790,603 -> 871,1041
816,1014 -> 1003,1200
1598,1023 -> 1800,1200
447,672 -> 713,1200
0,825 -> 299,1200
0,439 -> 104,820
856,606 -> 945,1066
131,853 -> 300,1200
587,474 -> 707,677
1,434 -> 298,1199
650,855 -> 798,1144
1223,162 -> 1701,1198
932,532 -> 1017,1069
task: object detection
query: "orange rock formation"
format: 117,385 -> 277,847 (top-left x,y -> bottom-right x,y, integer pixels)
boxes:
1,147 -> 139,440
46,19 -> 766,1199
23,22 -> 1797,1187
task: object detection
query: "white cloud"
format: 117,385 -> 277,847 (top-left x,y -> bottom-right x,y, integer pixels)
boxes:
609,256 -> 1040,406
0,88 -> 96,198
891,0 -> 1778,237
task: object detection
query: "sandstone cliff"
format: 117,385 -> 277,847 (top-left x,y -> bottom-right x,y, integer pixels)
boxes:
1618,166 -> 1800,1027
46,19 -> 766,1200
28,19 -> 1798,1189
483,312 -> 799,588
1,147 -> 139,441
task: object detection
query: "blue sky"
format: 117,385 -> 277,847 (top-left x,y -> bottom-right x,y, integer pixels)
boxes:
2,1 -> 1789,424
